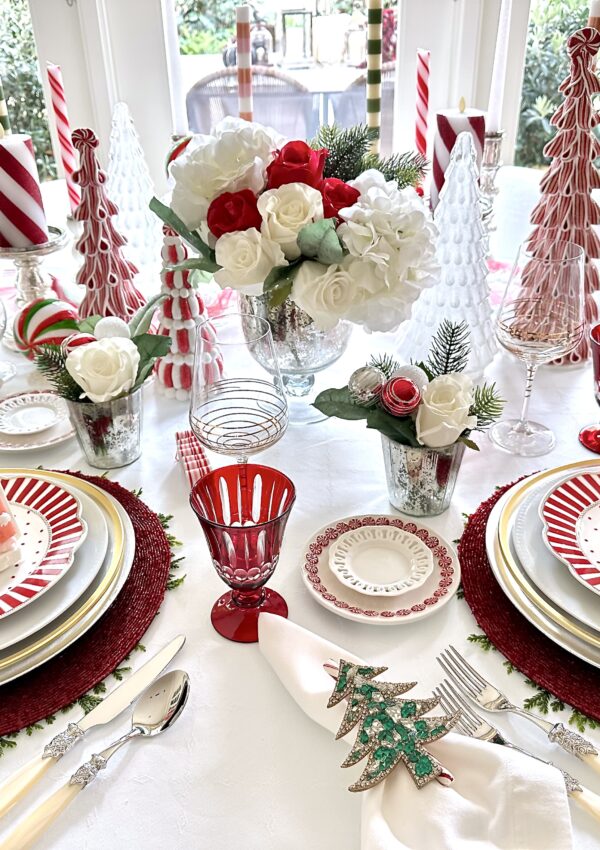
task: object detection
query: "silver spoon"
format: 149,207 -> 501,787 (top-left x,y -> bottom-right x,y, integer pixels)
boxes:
0,670 -> 190,850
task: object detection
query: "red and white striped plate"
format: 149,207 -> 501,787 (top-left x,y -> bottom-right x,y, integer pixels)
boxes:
0,476 -> 87,619
541,472 -> 600,597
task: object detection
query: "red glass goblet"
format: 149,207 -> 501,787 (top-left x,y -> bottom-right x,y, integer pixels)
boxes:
579,323 -> 600,453
190,463 -> 296,643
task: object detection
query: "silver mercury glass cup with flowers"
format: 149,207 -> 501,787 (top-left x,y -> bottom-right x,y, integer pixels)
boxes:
32,297 -> 170,468
314,321 -> 504,516
150,119 -> 436,423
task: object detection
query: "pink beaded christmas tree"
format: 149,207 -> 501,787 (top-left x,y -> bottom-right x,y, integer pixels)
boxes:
155,226 -> 222,400
521,27 -> 600,364
72,128 -> 146,320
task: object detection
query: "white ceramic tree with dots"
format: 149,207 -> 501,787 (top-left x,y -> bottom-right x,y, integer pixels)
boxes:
399,132 -> 496,378
106,102 -> 162,271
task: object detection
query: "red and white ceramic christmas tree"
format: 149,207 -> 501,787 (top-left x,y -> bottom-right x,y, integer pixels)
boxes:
72,128 -> 146,320
155,226 -> 222,400
521,27 -> 600,364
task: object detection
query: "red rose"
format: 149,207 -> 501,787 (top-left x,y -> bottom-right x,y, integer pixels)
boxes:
320,177 -> 360,219
207,189 -> 262,239
266,141 -> 327,190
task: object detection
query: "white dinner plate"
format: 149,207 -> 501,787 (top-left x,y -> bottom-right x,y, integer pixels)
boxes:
0,484 -> 107,650
328,525 -> 433,596
301,514 -> 460,625
0,391 -> 75,453
513,479 -> 600,635
0,474 -> 134,685
0,392 -> 66,436
487,488 -> 600,669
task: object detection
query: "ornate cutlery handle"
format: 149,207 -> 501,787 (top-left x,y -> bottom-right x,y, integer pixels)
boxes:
548,723 -> 600,772
0,723 -> 84,819
0,755 -> 106,850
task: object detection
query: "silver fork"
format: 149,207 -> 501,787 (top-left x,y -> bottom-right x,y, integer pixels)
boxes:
435,679 -> 600,823
437,645 -> 600,773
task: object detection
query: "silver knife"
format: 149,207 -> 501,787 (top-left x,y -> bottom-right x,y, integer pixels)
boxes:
0,634 -> 185,818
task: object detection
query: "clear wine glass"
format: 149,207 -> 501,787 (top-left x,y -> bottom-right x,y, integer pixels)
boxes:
489,241 -> 584,457
190,312 -> 288,464
0,301 -> 16,384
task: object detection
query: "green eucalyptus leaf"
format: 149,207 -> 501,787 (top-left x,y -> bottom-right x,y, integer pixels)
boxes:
313,387 -> 370,420
149,197 -> 218,267
365,408 -> 420,446
129,294 -> 166,338
458,435 -> 480,451
297,219 -> 345,265
78,316 -> 102,334
132,333 -> 171,385
264,260 -> 302,309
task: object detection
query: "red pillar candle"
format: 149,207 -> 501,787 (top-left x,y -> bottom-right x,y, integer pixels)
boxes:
0,133 -> 49,248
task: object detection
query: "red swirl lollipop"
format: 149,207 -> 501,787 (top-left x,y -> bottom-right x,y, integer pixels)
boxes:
381,377 -> 421,416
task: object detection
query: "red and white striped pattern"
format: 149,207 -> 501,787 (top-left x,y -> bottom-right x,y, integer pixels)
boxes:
430,109 -> 485,211
156,226 -> 223,400
236,5 -> 253,121
0,134 -> 49,248
13,297 -> 79,359
541,471 -> 600,595
175,430 -> 212,489
0,476 -> 86,618
46,64 -> 81,214
415,49 -> 430,159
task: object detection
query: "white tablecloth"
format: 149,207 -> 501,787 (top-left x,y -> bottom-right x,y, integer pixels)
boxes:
0,176 -> 599,849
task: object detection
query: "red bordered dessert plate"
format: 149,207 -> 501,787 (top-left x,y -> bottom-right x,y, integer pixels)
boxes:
0,475 -> 87,619
301,514 -> 460,625
541,472 -> 600,597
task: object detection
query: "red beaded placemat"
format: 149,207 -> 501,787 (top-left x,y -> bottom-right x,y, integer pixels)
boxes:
459,480 -> 600,722
0,472 -> 172,735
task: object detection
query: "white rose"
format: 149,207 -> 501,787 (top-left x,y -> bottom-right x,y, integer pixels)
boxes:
415,373 -> 478,448
291,257 -> 380,330
66,338 -> 140,404
214,228 -> 287,293
258,183 -> 323,259
170,119 -> 283,230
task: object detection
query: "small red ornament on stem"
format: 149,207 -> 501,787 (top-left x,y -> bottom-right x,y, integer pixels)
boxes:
381,377 -> 421,416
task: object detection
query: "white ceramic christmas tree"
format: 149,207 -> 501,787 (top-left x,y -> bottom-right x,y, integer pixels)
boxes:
400,132 -> 496,378
155,226 -> 222,400
106,102 -> 162,271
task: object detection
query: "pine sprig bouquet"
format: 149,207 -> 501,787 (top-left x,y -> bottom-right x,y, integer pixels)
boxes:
314,321 -> 504,450
151,119 -> 436,334
35,298 -> 170,405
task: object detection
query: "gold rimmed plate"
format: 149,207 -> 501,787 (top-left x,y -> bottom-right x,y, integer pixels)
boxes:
491,460 -> 600,658
0,469 -> 131,684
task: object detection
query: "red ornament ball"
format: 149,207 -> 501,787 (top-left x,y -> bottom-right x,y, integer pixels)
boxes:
13,298 -> 79,359
381,377 -> 421,416
61,332 -> 96,357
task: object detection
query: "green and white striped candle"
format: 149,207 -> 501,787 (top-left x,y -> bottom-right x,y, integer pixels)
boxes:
366,0 -> 383,155
0,76 -> 11,138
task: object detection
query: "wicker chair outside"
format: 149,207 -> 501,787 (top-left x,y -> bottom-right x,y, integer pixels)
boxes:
329,62 -> 396,155
186,67 -> 320,140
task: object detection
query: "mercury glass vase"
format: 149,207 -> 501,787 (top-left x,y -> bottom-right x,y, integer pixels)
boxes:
239,293 -> 352,424
380,435 -> 465,517
67,388 -> 143,469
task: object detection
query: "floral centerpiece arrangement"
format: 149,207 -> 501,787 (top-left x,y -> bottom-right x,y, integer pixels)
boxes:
151,119 -> 435,334
314,321 -> 504,516
33,298 -> 170,469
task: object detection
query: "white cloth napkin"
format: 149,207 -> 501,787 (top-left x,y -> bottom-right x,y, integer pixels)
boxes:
258,614 -> 573,850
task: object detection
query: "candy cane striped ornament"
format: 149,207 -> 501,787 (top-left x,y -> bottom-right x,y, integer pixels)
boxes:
0,134 -> 49,248
236,5 -> 253,121
46,64 -> 81,215
366,0 -> 383,155
415,49 -> 430,159
155,226 -> 223,400
13,298 -> 79,359
430,106 -> 485,211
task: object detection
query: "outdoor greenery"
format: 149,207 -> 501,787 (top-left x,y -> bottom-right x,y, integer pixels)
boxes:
0,0 -> 56,181
515,0 -> 587,168
176,0 -> 237,55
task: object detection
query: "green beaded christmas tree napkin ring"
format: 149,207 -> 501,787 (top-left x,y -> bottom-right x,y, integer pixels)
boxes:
324,659 -> 458,792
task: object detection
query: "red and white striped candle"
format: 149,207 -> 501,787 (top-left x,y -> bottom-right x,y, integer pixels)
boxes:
236,5 -> 253,121
430,102 -> 485,211
46,63 -> 81,214
0,134 -> 48,248
415,48 -> 430,159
